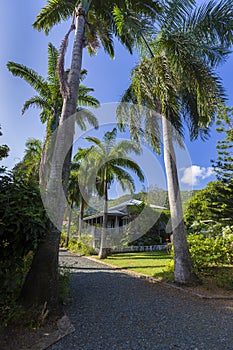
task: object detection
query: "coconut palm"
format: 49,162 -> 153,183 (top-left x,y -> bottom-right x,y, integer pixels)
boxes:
84,128 -> 144,259
7,42 -> 99,186
118,0 -> 233,284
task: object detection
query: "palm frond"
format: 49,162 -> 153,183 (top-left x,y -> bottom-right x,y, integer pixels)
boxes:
33,0 -> 76,34
110,164 -> 136,192
7,62 -> 50,98
85,136 -> 105,152
112,140 -> 141,157
95,24 -> 115,58
76,108 -> 99,130
78,85 -> 100,107
47,42 -> 59,85
22,96 -> 50,119
190,0 -> 233,50
113,158 -> 144,182
160,0 -> 195,29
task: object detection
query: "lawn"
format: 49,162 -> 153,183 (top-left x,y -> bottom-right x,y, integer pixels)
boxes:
102,251 -> 173,280
101,251 -> 233,290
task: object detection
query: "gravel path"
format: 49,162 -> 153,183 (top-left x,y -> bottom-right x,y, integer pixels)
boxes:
48,250 -> 233,350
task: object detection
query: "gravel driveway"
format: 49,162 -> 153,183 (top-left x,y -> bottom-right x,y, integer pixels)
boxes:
48,250 -> 233,350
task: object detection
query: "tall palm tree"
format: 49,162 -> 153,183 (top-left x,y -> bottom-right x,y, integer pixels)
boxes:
32,0 -> 161,235
13,138 -> 42,183
23,0 -> 160,308
118,0 -> 233,284
8,43 -> 99,308
84,128 -> 144,259
7,42 -> 99,186
65,162 -> 80,247
66,146 -> 94,245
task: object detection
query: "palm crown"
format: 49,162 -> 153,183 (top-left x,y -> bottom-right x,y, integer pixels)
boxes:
119,0 -> 233,147
84,128 -> 144,198
7,43 -> 99,136
33,0 -> 161,56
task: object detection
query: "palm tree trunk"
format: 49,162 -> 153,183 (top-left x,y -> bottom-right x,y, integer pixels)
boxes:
162,114 -> 198,284
78,195 -> 85,236
21,6 -> 86,309
20,223 -> 61,310
65,200 -> 73,247
99,176 -> 108,259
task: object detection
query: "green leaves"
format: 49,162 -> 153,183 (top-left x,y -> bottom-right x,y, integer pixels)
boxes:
33,0 -> 76,35
34,0 -> 161,57
212,106 -> 233,183
7,43 -> 99,135
84,128 -> 144,197
119,0 -> 231,144
7,62 -> 49,98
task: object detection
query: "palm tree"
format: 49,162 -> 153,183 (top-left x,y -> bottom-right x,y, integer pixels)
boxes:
8,43 -> 99,308
118,0 -> 233,284
32,0 -> 161,221
65,162 -> 80,247
13,138 -> 43,183
21,1 -> 160,308
84,128 -> 144,259
66,146 -> 94,245
7,42 -> 99,186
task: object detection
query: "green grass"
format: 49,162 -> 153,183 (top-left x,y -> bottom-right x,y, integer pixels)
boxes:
102,251 -> 173,281
101,252 -> 233,290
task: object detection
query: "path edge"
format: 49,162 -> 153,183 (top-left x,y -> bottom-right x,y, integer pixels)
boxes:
85,255 -> 233,300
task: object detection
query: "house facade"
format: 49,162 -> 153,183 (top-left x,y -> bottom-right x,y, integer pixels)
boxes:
82,200 -> 169,249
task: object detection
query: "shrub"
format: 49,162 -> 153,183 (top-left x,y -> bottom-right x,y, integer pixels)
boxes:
60,233 -> 66,248
0,172 -> 49,324
187,233 -> 233,270
68,235 -> 96,255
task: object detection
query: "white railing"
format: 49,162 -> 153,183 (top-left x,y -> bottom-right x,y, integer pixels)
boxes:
110,245 -> 166,253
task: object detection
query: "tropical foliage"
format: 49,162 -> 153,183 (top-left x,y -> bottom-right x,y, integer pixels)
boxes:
185,180 -> 233,228
84,128 -> 144,258
0,171 -> 49,316
13,138 -> 42,183
117,0 -> 233,284
0,126 -> 9,173
7,44 -> 99,137
212,105 -> 233,183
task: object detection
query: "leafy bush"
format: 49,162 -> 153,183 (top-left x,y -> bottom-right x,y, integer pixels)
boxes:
188,233 -> 233,270
68,234 -> 96,255
60,232 -> 66,247
0,172 -> 49,316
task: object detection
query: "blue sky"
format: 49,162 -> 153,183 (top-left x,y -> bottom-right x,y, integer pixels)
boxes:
1,0 -> 233,194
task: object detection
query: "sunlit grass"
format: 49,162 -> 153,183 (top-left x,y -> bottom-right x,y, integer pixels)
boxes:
100,252 -> 233,289
102,251 -> 173,280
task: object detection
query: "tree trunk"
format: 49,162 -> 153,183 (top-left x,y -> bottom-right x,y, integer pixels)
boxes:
65,200 -> 73,247
21,6 -> 86,309
39,112 -> 59,188
78,195 -> 85,236
20,223 -> 61,311
99,176 -> 108,259
162,114 -> 198,285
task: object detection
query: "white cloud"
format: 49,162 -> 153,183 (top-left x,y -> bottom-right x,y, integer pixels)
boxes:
180,165 -> 214,186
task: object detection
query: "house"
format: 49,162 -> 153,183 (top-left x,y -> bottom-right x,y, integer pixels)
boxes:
82,200 -> 169,248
